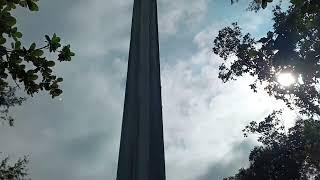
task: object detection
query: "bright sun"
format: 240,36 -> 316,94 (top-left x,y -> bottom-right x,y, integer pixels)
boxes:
277,73 -> 296,87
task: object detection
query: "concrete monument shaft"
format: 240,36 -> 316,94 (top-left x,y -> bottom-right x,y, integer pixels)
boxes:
116,0 -> 166,179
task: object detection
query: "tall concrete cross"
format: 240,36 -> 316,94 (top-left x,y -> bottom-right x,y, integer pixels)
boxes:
116,0 -> 166,179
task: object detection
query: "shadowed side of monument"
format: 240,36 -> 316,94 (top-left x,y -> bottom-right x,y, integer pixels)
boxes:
116,0 -> 166,179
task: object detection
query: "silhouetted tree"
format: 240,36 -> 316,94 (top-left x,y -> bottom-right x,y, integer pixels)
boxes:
215,0 -> 320,179
214,0 -> 320,117
0,155 -> 29,180
231,0 -> 274,11
224,112 -> 320,180
0,0 -> 75,179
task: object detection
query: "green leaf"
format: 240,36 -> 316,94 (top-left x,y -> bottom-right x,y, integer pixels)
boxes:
6,16 -> 16,26
32,49 -> 43,56
58,45 -> 74,61
45,35 -> 50,42
19,64 -> 26,69
11,27 -> 18,33
0,36 -> 6,45
3,6 -> 11,12
0,46 -> 7,56
57,77 -> 63,82
0,72 -> 8,79
29,43 -> 36,50
26,0 -> 39,11
49,34 -> 61,52
51,89 -> 63,97
30,74 -> 38,80
14,32 -> 22,38
44,86 -> 50,91
51,83 -> 58,89
262,0 -> 267,9
15,41 -> 21,49
47,61 -> 55,67
52,34 -> 61,43
15,58 -> 22,63
19,1 -> 28,7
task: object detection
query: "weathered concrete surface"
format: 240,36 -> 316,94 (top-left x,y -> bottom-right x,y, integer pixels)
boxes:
116,0 -> 166,179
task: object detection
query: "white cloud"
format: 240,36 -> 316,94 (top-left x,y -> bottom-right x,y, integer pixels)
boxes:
158,0 -> 208,35
160,11 -> 296,179
67,0 -> 210,57
67,0 -> 133,57
161,44 -> 277,180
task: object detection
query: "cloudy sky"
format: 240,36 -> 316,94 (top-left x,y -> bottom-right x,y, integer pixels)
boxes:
0,0 -> 295,180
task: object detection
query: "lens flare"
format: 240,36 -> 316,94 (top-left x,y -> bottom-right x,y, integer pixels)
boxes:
277,73 -> 296,87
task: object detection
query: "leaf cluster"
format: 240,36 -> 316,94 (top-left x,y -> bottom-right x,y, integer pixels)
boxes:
0,155 -> 29,180
214,0 -> 320,117
231,0 -> 275,12
0,0 -> 75,125
224,116 -> 320,180
217,1 -> 320,179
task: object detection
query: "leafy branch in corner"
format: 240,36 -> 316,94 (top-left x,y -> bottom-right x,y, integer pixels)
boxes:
0,155 -> 29,180
214,0 -> 320,117
0,0 -> 75,126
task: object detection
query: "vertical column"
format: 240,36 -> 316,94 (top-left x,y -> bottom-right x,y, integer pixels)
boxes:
116,0 -> 166,179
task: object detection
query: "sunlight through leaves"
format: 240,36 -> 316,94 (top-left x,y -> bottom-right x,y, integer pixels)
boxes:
277,73 -> 296,87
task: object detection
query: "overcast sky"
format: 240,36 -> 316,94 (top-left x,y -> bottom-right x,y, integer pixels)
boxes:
0,0 -> 295,180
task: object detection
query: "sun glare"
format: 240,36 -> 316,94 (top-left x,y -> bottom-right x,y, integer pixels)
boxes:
277,73 -> 296,87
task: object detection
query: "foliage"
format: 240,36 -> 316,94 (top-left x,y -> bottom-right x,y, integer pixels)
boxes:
231,0 -> 274,11
214,0 -> 320,117
0,155 -> 29,180
224,114 -> 320,180
0,87 -> 25,126
0,0 -> 75,125
0,0 -> 75,179
216,0 -> 320,179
